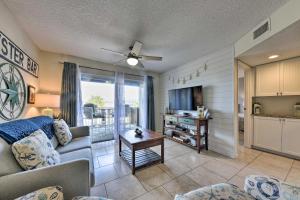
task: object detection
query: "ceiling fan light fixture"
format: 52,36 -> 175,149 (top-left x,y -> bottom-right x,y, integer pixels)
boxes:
127,57 -> 138,66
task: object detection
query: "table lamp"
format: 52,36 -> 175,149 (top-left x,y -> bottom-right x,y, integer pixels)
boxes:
35,93 -> 60,117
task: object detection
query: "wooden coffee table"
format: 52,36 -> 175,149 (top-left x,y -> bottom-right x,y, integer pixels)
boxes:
119,129 -> 164,174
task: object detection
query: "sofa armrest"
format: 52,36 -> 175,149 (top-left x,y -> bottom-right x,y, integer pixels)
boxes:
0,159 -> 90,200
70,126 -> 90,138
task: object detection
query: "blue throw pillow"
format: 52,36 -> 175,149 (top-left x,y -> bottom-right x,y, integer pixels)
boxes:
0,119 -> 39,144
28,116 -> 55,139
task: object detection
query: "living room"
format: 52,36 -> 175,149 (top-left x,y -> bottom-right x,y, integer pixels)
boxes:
1,0 -> 300,200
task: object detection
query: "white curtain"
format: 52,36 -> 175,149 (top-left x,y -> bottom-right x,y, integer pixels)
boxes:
114,72 -> 125,139
139,76 -> 147,129
76,66 -> 84,126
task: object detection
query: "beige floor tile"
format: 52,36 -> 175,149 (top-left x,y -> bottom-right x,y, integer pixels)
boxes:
105,175 -> 146,200
236,151 -> 259,163
237,166 -> 268,179
246,160 -> 290,180
285,168 -> 300,187
216,157 -> 248,170
238,146 -> 262,157
94,164 -> 119,185
227,175 -> 245,189
237,163 -> 287,181
185,166 -> 227,187
93,147 -> 108,156
136,166 -> 172,191
164,144 -> 192,160
256,152 -> 293,169
113,160 -> 131,177
164,138 -> 178,148
175,151 -> 212,169
158,158 -> 192,178
90,184 -> 107,197
97,153 -> 120,167
163,175 -> 200,197
202,160 -> 240,180
200,150 -> 224,159
134,186 -> 173,200
292,160 -> 300,169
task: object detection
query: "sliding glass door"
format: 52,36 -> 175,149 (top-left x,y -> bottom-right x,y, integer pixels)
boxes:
79,67 -> 145,143
124,76 -> 144,130
80,67 -> 115,143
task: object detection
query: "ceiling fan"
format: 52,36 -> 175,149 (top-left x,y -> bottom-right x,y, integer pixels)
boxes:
100,41 -> 162,69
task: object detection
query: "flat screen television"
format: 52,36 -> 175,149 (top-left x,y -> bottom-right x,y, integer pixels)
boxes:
168,86 -> 203,111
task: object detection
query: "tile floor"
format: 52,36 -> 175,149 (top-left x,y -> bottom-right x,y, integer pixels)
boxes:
91,139 -> 300,200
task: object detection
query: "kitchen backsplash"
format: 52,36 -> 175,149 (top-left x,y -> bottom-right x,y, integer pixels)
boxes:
253,96 -> 300,116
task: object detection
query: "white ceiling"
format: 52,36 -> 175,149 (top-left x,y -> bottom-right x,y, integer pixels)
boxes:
4,0 -> 289,73
239,20 -> 300,66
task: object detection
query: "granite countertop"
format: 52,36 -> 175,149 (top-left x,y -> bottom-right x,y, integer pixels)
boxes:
252,114 -> 300,119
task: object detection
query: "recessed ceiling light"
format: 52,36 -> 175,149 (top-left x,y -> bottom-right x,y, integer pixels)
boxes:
268,55 -> 279,59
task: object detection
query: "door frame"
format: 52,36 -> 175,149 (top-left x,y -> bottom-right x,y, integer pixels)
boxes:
234,60 -> 254,151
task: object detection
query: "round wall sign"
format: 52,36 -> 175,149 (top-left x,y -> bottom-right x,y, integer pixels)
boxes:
0,63 -> 26,120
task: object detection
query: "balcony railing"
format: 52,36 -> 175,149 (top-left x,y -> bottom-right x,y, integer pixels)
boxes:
82,106 -> 139,143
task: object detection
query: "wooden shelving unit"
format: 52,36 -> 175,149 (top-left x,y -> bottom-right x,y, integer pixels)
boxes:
162,114 -> 211,153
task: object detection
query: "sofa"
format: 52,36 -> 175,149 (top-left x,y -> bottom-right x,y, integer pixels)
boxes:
0,116 -> 94,200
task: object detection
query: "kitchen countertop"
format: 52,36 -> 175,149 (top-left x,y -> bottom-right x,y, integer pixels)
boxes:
252,114 -> 300,119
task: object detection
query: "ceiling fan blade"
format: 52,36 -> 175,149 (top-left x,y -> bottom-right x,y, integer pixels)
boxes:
140,55 -> 163,61
130,41 -> 143,56
112,58 -> 127,66
137,61 -> 145,69
100,48 -> 127,56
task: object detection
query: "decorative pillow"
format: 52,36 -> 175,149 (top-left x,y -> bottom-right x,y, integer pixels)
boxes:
14,186 -> 63,200
245,175 -> 300,200
53,119 -> 72,146
12,129 -> 60,170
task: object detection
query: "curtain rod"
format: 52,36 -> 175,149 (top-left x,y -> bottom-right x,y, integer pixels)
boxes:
59,61 -> 145,78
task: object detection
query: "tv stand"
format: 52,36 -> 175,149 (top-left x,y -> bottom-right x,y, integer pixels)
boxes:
162,114 -> 210,153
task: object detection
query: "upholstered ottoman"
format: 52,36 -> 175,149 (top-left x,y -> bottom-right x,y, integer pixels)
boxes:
174,183 -> 255,200
244,175 -> 300,200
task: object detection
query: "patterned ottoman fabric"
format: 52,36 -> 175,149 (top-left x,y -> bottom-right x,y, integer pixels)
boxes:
245,175 -> 300,200
72,197 -> 111,200
174,183 -> 255,200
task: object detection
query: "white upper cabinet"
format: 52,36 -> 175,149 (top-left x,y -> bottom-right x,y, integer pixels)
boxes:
255,58 -> 300,96
256,62 -> 281,96
254,117 -> 282,152
281,57 -> 300,96
282,118 -> 300,157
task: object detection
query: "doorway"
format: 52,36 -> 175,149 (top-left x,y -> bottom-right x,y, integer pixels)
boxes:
238,66 -> 245,145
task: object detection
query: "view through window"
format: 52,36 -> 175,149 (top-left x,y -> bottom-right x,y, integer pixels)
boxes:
81,77 -> 142,143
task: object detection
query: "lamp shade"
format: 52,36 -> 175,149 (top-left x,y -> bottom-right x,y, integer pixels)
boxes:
35,93 -> 60,108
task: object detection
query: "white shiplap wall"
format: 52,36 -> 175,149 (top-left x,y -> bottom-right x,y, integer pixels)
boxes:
159,46 -> 235,157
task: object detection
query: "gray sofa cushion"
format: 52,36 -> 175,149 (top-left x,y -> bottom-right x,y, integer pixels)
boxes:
56,136 -> 91,154
60,148 -> 95,186
0,138 -> 22,176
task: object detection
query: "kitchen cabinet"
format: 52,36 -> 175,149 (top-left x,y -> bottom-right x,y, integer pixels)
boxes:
254,116 -> 300,157
282,118 -> 300,157
256,62 -> 281,96
254,116 -> 282,151
281,57 -> 300,96
255,57 -> 300,96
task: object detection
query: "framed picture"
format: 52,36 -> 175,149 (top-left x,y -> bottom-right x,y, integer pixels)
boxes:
27,85 -> 36,104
